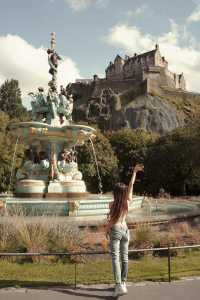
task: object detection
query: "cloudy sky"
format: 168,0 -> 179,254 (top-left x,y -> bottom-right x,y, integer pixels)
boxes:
0,0 -> 200,105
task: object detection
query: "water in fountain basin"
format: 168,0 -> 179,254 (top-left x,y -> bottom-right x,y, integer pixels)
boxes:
8,137 -> 19,193
89,137 -> 103,194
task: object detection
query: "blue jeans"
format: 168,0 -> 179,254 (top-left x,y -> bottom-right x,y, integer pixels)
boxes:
110,223 -> 129,284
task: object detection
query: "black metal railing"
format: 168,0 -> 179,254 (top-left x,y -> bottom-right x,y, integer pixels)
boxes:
0,244 -> 200,288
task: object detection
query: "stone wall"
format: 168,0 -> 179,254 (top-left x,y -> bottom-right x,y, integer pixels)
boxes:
92,78 -> 138,97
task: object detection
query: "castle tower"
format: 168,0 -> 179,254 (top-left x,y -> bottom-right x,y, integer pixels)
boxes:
106,55 -> 124,80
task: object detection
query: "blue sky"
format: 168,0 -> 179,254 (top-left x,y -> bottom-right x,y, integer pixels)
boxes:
0,0 -> 200,96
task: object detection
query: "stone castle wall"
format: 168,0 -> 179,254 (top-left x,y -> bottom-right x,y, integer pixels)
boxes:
92,78 -> 138,97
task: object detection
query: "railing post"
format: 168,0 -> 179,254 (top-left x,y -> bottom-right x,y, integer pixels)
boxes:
168,245 -> 171,283
74,262 -> 77,289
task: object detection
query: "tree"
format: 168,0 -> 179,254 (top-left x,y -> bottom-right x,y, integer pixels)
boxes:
77,131 -> 118,193
109,128 -> 156,190
144,126 -> 200,195
0,79 -> 29,119
0,111 -> 25,192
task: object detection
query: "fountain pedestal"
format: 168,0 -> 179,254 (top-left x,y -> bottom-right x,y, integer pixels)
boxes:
47,180 -> 87,195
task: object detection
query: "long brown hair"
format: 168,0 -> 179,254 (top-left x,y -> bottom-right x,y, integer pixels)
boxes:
107,182 -> 129,225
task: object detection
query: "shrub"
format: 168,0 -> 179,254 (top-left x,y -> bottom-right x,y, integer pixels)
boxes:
48,222 -> 85,263
129,223 -> 156,258
12,216 -> 50,262
0,222 -> 17,252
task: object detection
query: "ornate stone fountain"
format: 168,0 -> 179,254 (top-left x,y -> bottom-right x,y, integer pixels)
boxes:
3,33 -> 144,217
10,33 -> 95,198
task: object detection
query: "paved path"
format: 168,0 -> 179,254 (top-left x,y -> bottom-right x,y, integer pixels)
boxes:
0,278 -> 200,300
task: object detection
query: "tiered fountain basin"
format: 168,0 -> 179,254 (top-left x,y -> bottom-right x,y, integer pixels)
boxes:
15,179 -> 88,198
10,121 -> 96,197
0,194 -> 144,216
10,121 -> 96,145
6,121 -> 145,216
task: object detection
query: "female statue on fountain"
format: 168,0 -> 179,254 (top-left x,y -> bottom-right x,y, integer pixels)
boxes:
57,148 -> 82,181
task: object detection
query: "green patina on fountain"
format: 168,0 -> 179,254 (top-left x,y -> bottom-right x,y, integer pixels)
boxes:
4,33 -> 144,217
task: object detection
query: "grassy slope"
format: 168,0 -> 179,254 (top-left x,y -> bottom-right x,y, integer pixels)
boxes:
120,86 -> 200,122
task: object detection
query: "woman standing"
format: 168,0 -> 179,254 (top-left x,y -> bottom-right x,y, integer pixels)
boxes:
107,164 -> 143,297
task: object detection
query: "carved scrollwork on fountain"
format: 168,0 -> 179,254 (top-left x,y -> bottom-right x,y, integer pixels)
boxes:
69,200 -> 80,216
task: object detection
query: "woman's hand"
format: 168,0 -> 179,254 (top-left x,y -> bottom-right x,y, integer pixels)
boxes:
133,164 -> 144,173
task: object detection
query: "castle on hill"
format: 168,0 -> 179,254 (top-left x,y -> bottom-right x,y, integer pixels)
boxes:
105,44 -> 186,90
69,45 -> 190,132
75,44 -> 186,95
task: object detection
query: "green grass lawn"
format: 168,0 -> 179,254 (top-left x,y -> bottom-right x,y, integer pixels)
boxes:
0,251 -> 200,288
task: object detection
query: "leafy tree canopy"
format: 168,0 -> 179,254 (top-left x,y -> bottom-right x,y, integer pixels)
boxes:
144,125 -> 200,195
0,79 -> 29,120
0,111 -> 25,192
109,128 -> 156,186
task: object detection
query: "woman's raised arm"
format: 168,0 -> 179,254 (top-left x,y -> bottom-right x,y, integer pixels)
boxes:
127,164 -> 144,201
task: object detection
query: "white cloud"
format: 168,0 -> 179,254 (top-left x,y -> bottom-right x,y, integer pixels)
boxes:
65,0 -> 92,11
96,0 -> 109,9
187,4 -> 200,22
0,34 -> 81,107
64,0 -> 109,11
104,21 -> 200,92
127,4 -> 148,17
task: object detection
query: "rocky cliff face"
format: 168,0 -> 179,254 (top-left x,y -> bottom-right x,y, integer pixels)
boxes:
70,84 -> 199,135
124,95 -> 185,135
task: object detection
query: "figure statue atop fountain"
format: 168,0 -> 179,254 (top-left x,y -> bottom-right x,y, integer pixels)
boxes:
29,87 -> 49,122
47,32 -> 61,91
46,85 -> 60,125
29,33 -> 74,126
58,85 -> 74,124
